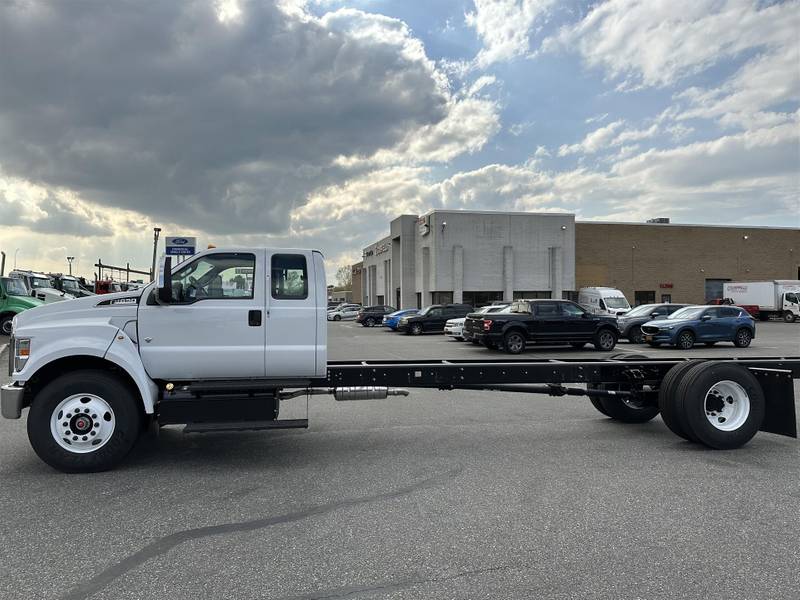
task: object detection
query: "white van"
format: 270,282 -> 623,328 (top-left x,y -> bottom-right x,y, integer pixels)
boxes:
578,287 -> 631,316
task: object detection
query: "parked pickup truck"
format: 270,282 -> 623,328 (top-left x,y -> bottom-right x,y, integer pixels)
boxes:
474,299 -> 620,354
1,277 -> 44,335
2,247 -> 798,473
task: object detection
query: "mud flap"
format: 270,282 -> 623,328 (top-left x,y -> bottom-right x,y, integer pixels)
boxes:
750,367 -> 797,438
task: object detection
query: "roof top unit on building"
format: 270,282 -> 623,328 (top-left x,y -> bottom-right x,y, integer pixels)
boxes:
646,217 -> 670,223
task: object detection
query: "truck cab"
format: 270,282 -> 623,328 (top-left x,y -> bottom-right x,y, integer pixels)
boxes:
578,287 -> 631,316
0,276 -> 44,336
9,270 -> 74,303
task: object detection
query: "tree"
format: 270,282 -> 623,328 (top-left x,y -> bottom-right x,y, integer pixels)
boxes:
335,265 -> 352,289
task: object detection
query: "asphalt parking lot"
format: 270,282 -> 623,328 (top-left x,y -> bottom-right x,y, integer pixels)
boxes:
1,322 -> 799,600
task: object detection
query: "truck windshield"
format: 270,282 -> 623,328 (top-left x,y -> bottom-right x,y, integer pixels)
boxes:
31,277 -> 53,289
61,279 -> 80,292
604,297 -> 630,309
2,278 -> 29,296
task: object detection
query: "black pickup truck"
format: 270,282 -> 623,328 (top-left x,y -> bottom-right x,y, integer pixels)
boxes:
473,299 -> 620,354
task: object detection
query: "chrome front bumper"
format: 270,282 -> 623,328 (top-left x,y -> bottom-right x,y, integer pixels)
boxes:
1,383 -> 25,419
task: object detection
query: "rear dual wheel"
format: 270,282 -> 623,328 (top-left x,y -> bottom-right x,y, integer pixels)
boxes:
658,362 -> 764,449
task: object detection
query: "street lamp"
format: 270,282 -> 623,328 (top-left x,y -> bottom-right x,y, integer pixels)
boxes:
151,227 -> 162,280
66,256 -> 75,276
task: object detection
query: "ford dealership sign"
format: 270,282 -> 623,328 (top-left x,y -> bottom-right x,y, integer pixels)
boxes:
165,236 -> 196,256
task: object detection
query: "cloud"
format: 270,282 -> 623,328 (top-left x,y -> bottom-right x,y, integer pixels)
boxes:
543,0 -> 797,89
465,0 -> 554,67
0,0 -> 494,238
558,120 -> 624,156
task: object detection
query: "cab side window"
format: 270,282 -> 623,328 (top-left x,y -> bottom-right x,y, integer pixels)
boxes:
535,302 -> 560,317
560,302 -> 585,317
271,254 -> 308,300
171,253 -> 255,303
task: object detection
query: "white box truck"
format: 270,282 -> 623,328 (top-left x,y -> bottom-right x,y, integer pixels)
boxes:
722,280 -> 800,323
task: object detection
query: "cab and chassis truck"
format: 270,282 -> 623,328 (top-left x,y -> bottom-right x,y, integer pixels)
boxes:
2,247 -> 798,473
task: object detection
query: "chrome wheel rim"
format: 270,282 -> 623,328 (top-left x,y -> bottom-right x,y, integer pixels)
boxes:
600,331 -> 614,349
679,332 -> 693,348
1,319 -> 11,335
737,330 -> 751,345
50,394 -> 115,453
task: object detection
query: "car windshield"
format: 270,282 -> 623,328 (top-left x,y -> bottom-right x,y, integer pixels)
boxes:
419,306 -> 438,316
2,277 -> 29,296
668,306 -> 706,320
31,277 -> 53,289
624,304 -> 657,317
604,296 -> 630,309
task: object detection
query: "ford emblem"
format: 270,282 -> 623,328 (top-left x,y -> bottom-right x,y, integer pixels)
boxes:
173,238 -> 188,244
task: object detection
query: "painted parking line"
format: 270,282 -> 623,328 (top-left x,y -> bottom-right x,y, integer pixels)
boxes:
0,343 -> 7,356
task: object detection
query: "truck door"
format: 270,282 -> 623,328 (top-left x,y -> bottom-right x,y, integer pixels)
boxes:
532,301 -> 562,342
265,252 -> 318,377
138,251 -> 266,380
559,301 -> 595,339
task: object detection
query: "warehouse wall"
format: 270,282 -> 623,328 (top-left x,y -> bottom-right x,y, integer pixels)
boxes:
576,223 -> 800,305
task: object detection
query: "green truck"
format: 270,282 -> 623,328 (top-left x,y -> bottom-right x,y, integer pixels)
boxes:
0,276 -> 44,335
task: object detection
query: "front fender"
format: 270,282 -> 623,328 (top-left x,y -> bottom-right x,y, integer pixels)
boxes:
14,320 -> 157,414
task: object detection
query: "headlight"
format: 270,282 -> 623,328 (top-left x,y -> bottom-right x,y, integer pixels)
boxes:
14,338 -> 31,373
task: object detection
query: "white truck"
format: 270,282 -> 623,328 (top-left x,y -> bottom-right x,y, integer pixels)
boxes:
9,270 -> 75,304
722,280 -> 800,323
578,287 -> 631,316
2,247 -> 798,472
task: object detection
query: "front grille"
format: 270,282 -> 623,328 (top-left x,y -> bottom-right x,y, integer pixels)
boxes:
641,325 -> 660,334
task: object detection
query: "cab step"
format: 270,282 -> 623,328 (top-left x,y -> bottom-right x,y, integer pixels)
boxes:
183,419 -> 308,433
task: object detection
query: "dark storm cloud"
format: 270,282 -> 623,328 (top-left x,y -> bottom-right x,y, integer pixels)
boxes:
0,0 -> 449,234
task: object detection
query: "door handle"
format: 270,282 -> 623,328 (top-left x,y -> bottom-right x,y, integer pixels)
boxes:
248,310 -> 262,326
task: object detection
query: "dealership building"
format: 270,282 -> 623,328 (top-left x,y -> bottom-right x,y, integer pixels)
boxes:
356,210 -> 799,308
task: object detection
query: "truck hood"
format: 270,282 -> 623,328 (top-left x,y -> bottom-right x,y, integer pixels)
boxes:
7,295 -> 45,310
13,286 -> 147,334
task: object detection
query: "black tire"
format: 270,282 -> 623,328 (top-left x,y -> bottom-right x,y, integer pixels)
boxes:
673,362 -> 765,449
676,329 -> 695,350
27,370 -> 143,473
733,327 -> 752,348
593,328 -> 617,351
570,342 -> 586,349
658,360 -> 705,441
629,326 -> 645,345
333,315 -> 341,321
0,314 -> 13,336
784,311 -> 796,323
588,382 -> 659,423
503,330 -> 526,354
364,317 -> 375,327
410,323 -> 423,335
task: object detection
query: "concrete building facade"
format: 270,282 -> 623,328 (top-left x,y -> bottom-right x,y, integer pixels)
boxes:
361,211 -> 575,308
357,211 -> 799,309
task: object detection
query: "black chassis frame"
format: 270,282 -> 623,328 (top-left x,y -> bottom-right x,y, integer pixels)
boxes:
318,356 -> 799,439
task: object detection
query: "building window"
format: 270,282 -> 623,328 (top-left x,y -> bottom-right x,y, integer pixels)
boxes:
416,292 -> 421,309
634,290 -> 655,306
661,294 -> 672,303
377,295 -> 384,305
562,290 -> 579,302
513,291 -> 551,300
462,291 -> 503,307
431,291 -> 453,305
704,278 -> 730,303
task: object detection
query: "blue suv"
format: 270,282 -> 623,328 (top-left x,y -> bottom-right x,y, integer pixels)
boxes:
641,305 -> 755,350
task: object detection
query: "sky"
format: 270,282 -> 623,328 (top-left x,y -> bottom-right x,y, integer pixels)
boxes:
1,0 -> 798,281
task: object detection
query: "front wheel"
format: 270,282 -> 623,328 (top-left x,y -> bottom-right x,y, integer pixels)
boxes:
733,328 -> 752,348
364,317 -> 375,327
593,328 -> 617,351
0,315 -> 13,336
676,330 -> 695,350
333,314 -> 341,321
27,370 -> 143,473
409,323 -> 423,335
784,311 -> 796,323
503,331 -> 526,354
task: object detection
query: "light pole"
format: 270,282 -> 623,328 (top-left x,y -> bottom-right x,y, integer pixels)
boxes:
66,256 -> 75,276
14,248 -> 20,270
151,227 -> 162,280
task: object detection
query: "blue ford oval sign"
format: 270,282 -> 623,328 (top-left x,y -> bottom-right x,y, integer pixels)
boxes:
166,236 -> 197,256
172,238 -> 189,245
